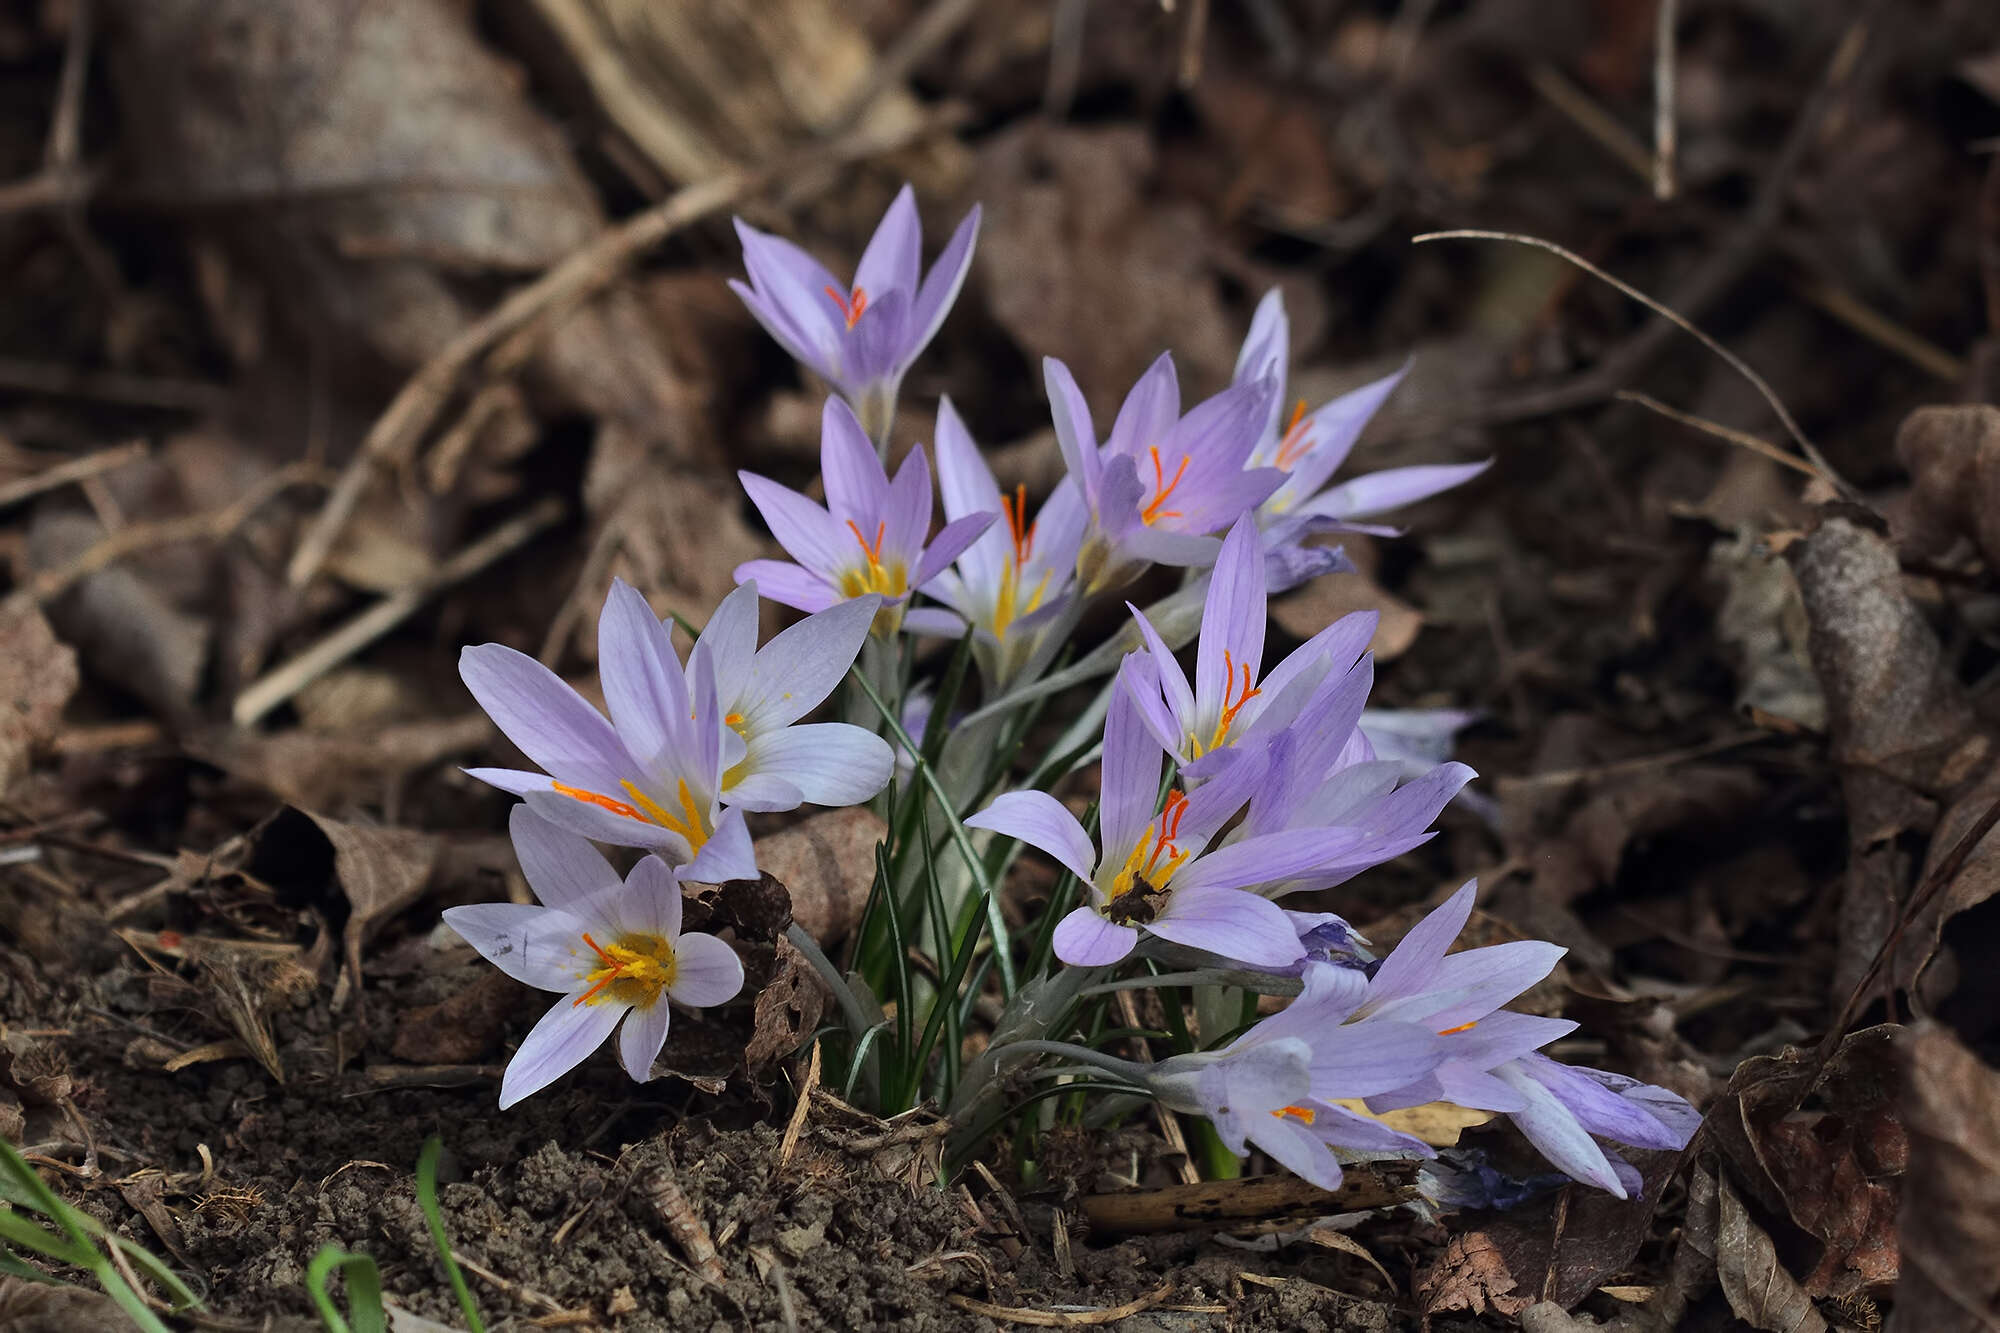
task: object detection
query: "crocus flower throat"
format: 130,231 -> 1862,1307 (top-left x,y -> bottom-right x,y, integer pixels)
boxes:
576,930 -> 679,1008
825,284 -> 868,329
1105,789 -> 1191,906
550,776 -> 713,853
839,519 -> 908,600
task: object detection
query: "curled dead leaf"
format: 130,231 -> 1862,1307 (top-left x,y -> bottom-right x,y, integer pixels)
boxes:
1890,1025 -> 2000,1333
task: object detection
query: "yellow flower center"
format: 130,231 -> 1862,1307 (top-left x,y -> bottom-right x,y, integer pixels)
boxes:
1104,791 -> 1192,905
574,931 -> 677,1009
837,519 -> 909,600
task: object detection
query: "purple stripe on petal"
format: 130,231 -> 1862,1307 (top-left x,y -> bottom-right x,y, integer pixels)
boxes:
459,644 -> 632,793
498,992 -> 627,1109
965,791 -> 1097,883
1044,358 -> 1101,499
666,932 -> 746,1008
1053,906 -> 1139,966
821,396 -> 890,521
738,472 -> 854,576
1146,885 -> 1304,968
1361,880 -> 1477,1011
1100,665 -> 1165,861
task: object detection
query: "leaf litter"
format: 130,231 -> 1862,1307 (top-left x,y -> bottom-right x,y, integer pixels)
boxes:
3,0 -> 2000,1328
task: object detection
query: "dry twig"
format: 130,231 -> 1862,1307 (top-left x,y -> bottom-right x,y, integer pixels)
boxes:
0,441 -> 146,510
948,1280 -> 1174,1327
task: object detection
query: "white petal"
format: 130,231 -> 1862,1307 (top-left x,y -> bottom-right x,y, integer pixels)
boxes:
668,933 -> 746,1008
441,903 -> 588,991
618,1001 -> 673,1083
498,993 -> 626,1108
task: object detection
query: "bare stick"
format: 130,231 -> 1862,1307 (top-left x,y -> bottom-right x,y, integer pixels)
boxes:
949,1280 -> 1172,1327
1413,228 -> 1853,496
0,440 -> 145,510
1653,0 -> 1678,199
1613,391 -> 1824,481
286,109 -> 961,592
1079,1165 -> 1416,1235
1528,62 -> 1652,184
15,462 -> 316,608
236,497 -> 563,725
1176,0 -> 1211,87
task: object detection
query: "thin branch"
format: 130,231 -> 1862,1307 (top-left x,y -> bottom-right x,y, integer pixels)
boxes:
1653,0 -> 1678,200
0,441 -> 146,510
1614,391 -> 1825,481
1413,228 -> 1854,496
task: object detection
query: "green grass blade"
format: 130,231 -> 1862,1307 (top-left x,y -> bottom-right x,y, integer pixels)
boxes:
845,664 -> 1017,996
109,1236 -> 200,1310
873,839 -> 912,1104
416,1138 -> 485,1333
0,1209 -> 92,1264
306,1245 -> 387,1333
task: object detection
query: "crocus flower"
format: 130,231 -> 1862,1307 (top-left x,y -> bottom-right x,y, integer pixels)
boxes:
1146,962 -> 1447,1188
964,662 -> 1378,969
1124,517 -> 1378,775
1045,353 -> 1283,596
1234,288 -> 1490,539
444,808 -> 744,1108
459,580 -> 755,883
731,184 -> 980,443
905,398 -> 1086,689
686,580 -> 894,811
737,397 -> 995,636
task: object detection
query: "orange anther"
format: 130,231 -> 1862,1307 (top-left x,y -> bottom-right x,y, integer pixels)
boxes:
823,284 -> 869,329
1274,1104 -> 1318,1125
1141,448 -> 1189,525
1274,399 -> 1314,470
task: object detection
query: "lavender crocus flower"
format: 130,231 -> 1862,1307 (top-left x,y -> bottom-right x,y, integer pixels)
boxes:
1124,517 -> 1379,776
905,398 -> 1086,690
460,580 -> 756,882
686,581 -> 894,811
964,662 -> 1372,969
1325,881 -> 1696,1197
1045,354 -> 1283,596
444,808 -> 744,1107
1233,289 -> 1489,544
731,184 -> 980,443
737,397 -> 995,636
1146,962 -> 1448,1188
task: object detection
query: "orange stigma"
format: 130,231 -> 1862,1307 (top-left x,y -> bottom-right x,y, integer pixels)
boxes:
846,518 -> 888,567
823,284 -> 868,329
573,933 -> 626,1006
552,782 -> 645,822
1438,1020 -> 1479,1036
1144,790 -> 1190,876
1141,448 -> 1190,525
1273,1105 -> 1318,1125
1218,652 -> 1260,735
1003,483 -> 1036,566
1274,399 -> 1313,469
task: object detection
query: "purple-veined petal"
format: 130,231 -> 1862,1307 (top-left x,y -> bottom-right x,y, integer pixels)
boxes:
507,805 -> 623,925
1273,365 -> 1408,500
738,471 -> 854,576
1126,603 -> 1194,744
1146,885 -> 1304,967
1302,459 -> 1492,521
736,723 -> 894,808
1053,907 -> 1139,966
854,183 -> 921,302
1428,1065 -> 1529,1112
695,581 -> 762,699
1099,665 -> 1164,862
1256,611 -> 1378,720
723,771 -> 807,812
820,397 -> 890,521
1436,1011 -> 1576,1070
1307,1021 -> 1447,1099
1308,1100 -> 1437,1156
1172,827 -> 1367,895
1511,1054 -> 1691,1150
734,221 -> 843,326
914,511 -> 999,587
841,286 -> 911,388
667,932 -> 747,1008
619,853 -> 684,940
1118,651 -> 1187,761
733,559 -> 840,614
498,992 -> 627,1109
441,903 -> 588,992
1194,518 -> 1267,738
618,1000 -> 673,1082
598,579 -> 691,775
1124,524 -> 1223,568
1496,1062 -> 1627,1196
910,204 -> 981,355
1234,288 -> 1290,439
735,595 -> 880,731
1044,358 -> 1101,499
1361,880 -> 1477,1012
1376,940 -> 1568,1032
1105,353 -> 1182,461
965,792 -> 1096,882
902,606 -> 968,638
459,644 -> 632,793
932,396 -> 1007,590
729,281 -> 831,383
685,806 -> 757,884
1246,1115 -> 1346,1190
463,766 -> 555,797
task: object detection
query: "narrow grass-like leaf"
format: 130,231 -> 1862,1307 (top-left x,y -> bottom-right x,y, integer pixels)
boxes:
305,1245 -> 387,1333
846,664 -> 1016,995
416,1138 -> 484,1333
873,839 -> 913,1101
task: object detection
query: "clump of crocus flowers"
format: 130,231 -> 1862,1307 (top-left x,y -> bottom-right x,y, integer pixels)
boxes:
445,181 -> 1694,1209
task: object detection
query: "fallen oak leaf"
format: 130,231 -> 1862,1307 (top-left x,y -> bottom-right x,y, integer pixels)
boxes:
1715,1172 -> 1828,1333
1890,1025 -> 2000,1333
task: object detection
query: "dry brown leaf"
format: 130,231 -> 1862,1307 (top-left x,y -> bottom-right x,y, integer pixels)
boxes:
185,713 -> 493,811
0,600 -> 77,798
1270,570 -> 1424,661
751,807 -> 886,948
1329,1098 -> 1494,1148
976,125 -> 1240,407
1895,404 -> 2000,569
1789,517 -> 1990,1000
1419,1230 -> 1530,1318
1715,1173 -> 1829,1333
1890,1025 -> 2000,1333
744,934 -> 827,1076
